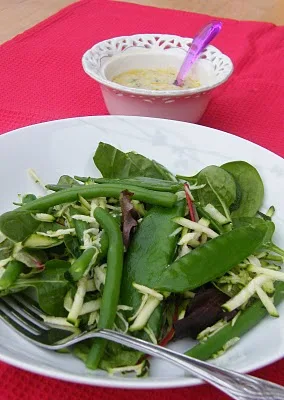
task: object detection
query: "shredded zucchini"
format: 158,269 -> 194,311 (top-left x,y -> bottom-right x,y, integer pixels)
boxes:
133,282 -> 163,300
247,255 -> 262,268
33,213 -> 55,222
266,206 -> 275,218
67,277 -> 88,325
37,228 -> 75,238
86,279 -> 96,292
88,311 -> 99,326
178,232 -> 201,247
41,316 -> 74,327
108,360 -> 148,377
128,293 -> 149,322
231,311 -> 241,327
116,311 -> 129,333
177,244 -> 191,259
94,263 -> 107,291
0,257 -> 12,268
129,296 -> 161,332
203,204 -> 229,225
80,299 -> 101,315
144,325 -> 157,344
169,227 -> 183,238
27,168 -> 48,192
256,286 -> 279,317
248,265 -> 284,281
197,319 -> 229,342
72,215 -> 98,224
0,232 -> 6,244
78,195 -> 91,211
212,337 -> 240,359
173,217 -> 218,238
222,275 -> 271,312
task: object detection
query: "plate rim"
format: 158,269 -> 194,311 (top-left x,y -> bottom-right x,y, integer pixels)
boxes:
1,115 -> 283,163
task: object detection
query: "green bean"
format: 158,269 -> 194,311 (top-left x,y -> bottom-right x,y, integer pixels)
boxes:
74,176 -> 183,193
186,281 -> 284,360
97,230 -> 109,263
18,184 -> 177,210
69,206 -> 88,244
65,248 -> 96,282
0,261 -> 24,290
0,185 -> 177,242
155,223 -> 270,293
86,207 -> 124,370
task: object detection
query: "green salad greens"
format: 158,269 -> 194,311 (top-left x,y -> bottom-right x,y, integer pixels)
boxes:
0,142 -> 283,376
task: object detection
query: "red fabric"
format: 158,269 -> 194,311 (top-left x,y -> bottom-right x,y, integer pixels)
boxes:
0,0 -> 283,398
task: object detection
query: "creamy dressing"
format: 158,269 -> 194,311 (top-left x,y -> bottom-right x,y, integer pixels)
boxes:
112,68 -> 201,90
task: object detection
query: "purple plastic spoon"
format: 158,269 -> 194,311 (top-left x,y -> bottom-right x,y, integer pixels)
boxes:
174,20 -> 222,87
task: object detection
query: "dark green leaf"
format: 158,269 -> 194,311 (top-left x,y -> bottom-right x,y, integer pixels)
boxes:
37,221 -> 66,233
22,194 -> 37,204
196,166 -> 237,215
57,175 -> 80,187
46,175 -> 81,192
72,341 -> 142,370
229,180 -> 242,213
222,161 -> 264,217
99,342 -> 142,370
0,210 -> 41,243
232,217 -> 275,248
6,260 -> 71,316
64,235 -> 82,258
93,142 -> 175,180
0,239 -> 14,260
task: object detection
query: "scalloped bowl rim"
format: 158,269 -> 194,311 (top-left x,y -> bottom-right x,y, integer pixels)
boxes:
82,33 -> 234,97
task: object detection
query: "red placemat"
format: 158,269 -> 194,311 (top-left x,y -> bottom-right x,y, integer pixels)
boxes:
0,0 -> 283,398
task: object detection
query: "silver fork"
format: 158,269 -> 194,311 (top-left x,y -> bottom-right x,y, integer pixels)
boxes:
0,295 -> 283,400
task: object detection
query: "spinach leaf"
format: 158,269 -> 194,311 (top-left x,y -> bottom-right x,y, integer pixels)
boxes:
57,175 -> 80,187
99,342 -> 142,370
64,235 -> 82,259
36,221 -> 65,233
22,194 -> 37,204
14,248 -> 48,269
222,161 -> 264,217
232,217 -> 275,248
195,166 -> 237,218
0,210 -> 65,245
1,260 -> 71,316
72,341 -> 142,370
93,142 -> 175,180
228,179 -> 242,213
0,239 -> 14,260
0,210 -> 41,243
176,173 -> 198,185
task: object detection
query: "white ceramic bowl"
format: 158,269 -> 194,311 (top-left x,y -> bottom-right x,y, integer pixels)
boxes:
82,34 -> 233,123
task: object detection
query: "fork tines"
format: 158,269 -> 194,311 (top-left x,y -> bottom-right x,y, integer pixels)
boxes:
0,293 -> 49,337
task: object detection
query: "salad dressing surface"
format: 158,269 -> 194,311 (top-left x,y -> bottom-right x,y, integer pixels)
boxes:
112,68 -> 200,90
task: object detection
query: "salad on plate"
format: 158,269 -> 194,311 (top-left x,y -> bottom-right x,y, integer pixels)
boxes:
0,142 -> 283,377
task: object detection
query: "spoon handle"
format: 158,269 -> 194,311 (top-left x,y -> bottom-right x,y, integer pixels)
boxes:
175,20 -> 222,86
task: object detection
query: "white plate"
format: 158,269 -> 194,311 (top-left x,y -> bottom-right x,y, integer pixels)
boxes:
0,116 -> 283,389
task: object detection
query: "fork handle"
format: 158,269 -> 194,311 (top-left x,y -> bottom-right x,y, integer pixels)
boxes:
75,329 -> 284,400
